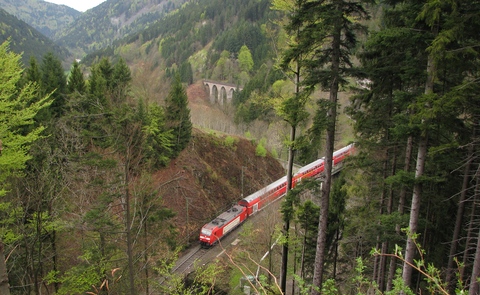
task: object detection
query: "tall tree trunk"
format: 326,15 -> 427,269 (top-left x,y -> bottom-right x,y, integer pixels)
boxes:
333,228 -> 339,280
144,217 -> 150,295
311,11 -> 341,293
292,225 -> 300,294
34,207 -> 42,295
446,140 -> 474,291
387,135 -> 413,291
381,147 -> 396,291
468,169 -> 480,295
126,148 -> 135,295
402,54 -> 435,288
376,155 -> 389,290
51,230 -> 58,292
281,125 -> 296,293
462,193 -> 477,282
0,241 -> 10,295
281,52 -> 301,294
402,135 -> 427,286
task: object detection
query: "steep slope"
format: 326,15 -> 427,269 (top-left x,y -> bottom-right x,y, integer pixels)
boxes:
0,8 -> 71,65
153,128 -> 285,244
55,0 -> 186,58
0,0 -> 80,39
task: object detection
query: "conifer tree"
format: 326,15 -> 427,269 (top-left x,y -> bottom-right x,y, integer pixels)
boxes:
67,60 -> 86,94
40,52 -> 66,117
88,62 -> 108,107
164,74 -> 192,157
112,58 -> 132,103
282,1 -> 370,293
0,40 -> 52,295
273,0 -> 311,290
142,104 -> 174,168
26,56 -> 41,84
179,61 -> 193,85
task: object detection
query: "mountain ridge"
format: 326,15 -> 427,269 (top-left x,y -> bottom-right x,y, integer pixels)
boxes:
0,8 -> 71,65
55,0 -> 186,58
0,0 -> 80,38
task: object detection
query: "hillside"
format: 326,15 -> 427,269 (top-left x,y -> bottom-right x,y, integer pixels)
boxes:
152,128 -> 285,244
55,0 -> 186,58
0,8 -> 71,65
0,0 -> 80,38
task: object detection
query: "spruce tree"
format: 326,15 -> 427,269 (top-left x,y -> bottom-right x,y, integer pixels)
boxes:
164,74 -> 192,157
282,1 -> 370,293
40,52 -> 66,117
26,56 -> 41,84
112,58 -> 132,103
67,60 -> 86,94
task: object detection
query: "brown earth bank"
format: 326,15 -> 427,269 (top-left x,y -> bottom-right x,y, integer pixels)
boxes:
152,128 -> 285,246
152,80 -> 285,247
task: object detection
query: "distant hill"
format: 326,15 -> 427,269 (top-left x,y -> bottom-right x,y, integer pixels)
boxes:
83,0 -> 277,77
55,0 -> 186,58
0,8 -> 71,66
0,0 -> 80,39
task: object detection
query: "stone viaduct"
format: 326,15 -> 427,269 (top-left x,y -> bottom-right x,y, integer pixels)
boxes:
203,80 -> 243,105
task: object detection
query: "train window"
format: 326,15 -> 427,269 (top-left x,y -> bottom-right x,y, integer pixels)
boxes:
201,228 -> 212,236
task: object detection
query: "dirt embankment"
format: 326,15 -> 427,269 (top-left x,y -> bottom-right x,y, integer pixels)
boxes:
152,129 -> 285,245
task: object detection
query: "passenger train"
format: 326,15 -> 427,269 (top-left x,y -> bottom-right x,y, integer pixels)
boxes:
199,144 -> 355,247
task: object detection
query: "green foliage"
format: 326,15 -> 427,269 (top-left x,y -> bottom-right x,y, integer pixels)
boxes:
1,0 -> 79,39
255,138 -> 268,157
0,40 -> 52,196
153,248 -> 222,294
142,103 -> 174,168
56,254 -> 106,295
369,234 -> 456,295
238,45 -> 254,72
165,74 -> 192,157
40,52 -> 66,117
0,10 -> 71,66
67,60 -> 86,94
25,56 -> 41,84
179,61 -> 194,85
224,135 -> 237,149
352,257 -> 379,295
111,57 -> 132,102
234,65 -> 283,123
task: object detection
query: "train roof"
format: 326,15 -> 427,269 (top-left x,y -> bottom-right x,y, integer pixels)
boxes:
240,175 -> 287,203
239,144 -> 354,204
295,144 -> 354,175
295,157 -> 324,175
334,144 -> 354,156
203,204 -> 245,230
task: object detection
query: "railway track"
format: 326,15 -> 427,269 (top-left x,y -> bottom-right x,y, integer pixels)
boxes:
172,245 -> 209,275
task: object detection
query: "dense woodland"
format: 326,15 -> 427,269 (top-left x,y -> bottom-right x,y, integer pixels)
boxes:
0,8 -> 71,65
1,0 -> 480,294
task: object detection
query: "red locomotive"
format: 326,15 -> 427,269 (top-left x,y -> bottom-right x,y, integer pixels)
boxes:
199,144 -> 355,247
199,204 -> 248,247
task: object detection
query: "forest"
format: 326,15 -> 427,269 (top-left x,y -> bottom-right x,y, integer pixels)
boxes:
1,0 -> 480,294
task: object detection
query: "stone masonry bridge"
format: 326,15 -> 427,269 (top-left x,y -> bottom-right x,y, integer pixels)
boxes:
203,80 -> 243,105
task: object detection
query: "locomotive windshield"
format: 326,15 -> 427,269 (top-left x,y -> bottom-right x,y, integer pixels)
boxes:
201,228 -> 212,236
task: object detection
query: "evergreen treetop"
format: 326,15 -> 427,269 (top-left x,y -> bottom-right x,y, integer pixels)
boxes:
164,74 -> 192,157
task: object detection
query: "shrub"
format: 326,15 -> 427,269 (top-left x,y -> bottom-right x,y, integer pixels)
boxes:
224,136 -> 237,149
256,142 -> 267,157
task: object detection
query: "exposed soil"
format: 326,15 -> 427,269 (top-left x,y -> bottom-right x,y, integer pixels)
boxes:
152,82 -> 285,245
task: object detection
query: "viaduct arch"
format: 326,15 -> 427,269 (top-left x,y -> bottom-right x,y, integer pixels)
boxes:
203,80 -> 243,105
